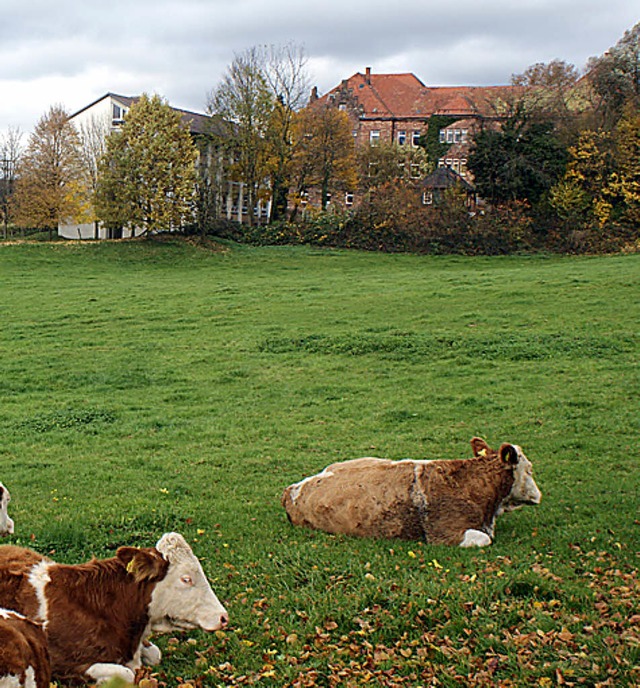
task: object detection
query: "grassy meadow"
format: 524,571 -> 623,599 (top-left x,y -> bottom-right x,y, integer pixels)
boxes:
0,239 -> 638,687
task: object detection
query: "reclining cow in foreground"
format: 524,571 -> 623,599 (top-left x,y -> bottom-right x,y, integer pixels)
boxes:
0,482 -> 14,536
282,438 -> 542,547
0,532 -> 228,685
0,607 -> 51,688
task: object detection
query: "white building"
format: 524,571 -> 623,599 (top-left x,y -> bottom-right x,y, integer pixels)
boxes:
60,93 -> 268,239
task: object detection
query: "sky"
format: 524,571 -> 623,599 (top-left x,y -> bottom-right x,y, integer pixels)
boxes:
1,0 -> 637,137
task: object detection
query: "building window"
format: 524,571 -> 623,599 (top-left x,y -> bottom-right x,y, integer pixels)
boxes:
112,104 -> 126,124
345,192 -> 354,206
460,159 -> 468,176
338,103 -> 347,111
368,161 -> 378,178
410,163 -> 421,179
369,130 -> 380,146
439,130 -> 446,143
300,191 -> 309,206
422,191 -> 433,205
398,130 -> 407,145
412,130 -> 421,146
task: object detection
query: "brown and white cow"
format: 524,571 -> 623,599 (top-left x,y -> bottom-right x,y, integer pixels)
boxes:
282,438 -> 542,547
0,532 -> 228,685
0,483 -> 14,536
0,607 -> 51,688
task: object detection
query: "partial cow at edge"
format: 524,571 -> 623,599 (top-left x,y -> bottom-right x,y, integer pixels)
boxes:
0,607 -> 51,688
0,482 -> 14,536
282,438 -> 542,547
0,532 -> 228,685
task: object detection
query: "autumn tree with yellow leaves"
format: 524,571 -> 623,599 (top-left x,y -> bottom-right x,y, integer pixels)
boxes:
12,106 -> 87,237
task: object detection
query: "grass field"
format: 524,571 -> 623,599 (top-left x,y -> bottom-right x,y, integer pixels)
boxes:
0,238 -> 638,687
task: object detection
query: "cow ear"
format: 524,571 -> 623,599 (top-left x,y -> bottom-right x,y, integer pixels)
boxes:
118,547 -> 168,583
471,437 -> 492,457
499,443 -> 519,465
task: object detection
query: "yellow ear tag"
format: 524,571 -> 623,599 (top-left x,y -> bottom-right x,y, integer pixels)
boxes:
478,448 -> 487,457
126,559 -> 137,575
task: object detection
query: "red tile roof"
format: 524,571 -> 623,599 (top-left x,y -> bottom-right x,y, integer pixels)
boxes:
317,70 -> 513,121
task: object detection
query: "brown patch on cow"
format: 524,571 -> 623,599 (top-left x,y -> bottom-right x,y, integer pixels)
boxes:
416,456 -> 515,545
0,545 -> 170,683
0,612 -> 51,688
0,546 -> 46,620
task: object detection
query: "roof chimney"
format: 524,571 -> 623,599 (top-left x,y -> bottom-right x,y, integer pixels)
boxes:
365,67 -> 371,84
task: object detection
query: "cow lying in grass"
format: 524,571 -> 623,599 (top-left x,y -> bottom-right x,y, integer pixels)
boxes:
0,607 -> 50,688
0,532 -> 228,684
0,483 -> 14,536
282,437 -> 542,547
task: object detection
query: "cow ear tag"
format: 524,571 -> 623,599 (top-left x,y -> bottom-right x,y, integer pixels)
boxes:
126,559 -> 137,575
478,448 -> 487,457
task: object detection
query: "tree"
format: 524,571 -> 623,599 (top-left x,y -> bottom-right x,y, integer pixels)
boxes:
511,60 -> 587,140
263,43 -> 310,222
550,129 -> 615,226
609,104 -> 640,224
12,106 -> 85,237
207,47 -> 274,226
95,94 -> 198,236
288,105 -> 358,216
587,22 -> 640,126
358,142 -> 430,192
0,127 -> 23,238
77,115 -> 110,238
467,108 -> 567,206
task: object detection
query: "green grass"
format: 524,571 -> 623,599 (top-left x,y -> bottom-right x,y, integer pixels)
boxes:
0,238 -> 638,687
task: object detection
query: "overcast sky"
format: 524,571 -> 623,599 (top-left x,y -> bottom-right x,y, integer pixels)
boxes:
1,0 -> 637,137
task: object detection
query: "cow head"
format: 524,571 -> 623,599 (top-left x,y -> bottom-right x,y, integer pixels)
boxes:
498,443 -> 542,512
0,483 -> 14,536
147,532 -> 228,633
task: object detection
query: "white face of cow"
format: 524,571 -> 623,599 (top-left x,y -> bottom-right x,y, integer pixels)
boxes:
147,532 -> 228,633
0,483 -> 14,536
501,445 -> 542,512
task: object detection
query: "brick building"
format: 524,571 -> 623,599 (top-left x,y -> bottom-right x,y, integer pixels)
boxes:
312,67 -> 510,150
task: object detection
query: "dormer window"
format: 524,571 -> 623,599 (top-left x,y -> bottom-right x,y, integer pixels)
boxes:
112,103 -> 126,124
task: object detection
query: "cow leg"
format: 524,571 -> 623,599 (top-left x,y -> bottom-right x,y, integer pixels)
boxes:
141,640 -> 162,666
86,663 -> 135,684
459,529 -> 492,547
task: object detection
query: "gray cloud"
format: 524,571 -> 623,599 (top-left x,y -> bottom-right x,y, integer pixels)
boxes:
1,0 -> 637,134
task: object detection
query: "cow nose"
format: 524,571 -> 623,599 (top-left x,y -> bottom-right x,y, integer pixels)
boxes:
219,613 -> 229,629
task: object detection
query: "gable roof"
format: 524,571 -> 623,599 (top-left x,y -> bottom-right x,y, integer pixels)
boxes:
315,69 -> 514,121
68,93 -> 226,136
422,166 -> 475,191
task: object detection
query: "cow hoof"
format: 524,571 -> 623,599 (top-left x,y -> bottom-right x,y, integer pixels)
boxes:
86,663 -> 135,684
142,641 -> 162,665
459,529 -> 492,547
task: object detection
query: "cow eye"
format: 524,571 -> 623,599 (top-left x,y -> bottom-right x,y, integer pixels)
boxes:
180,575 -> 194,586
